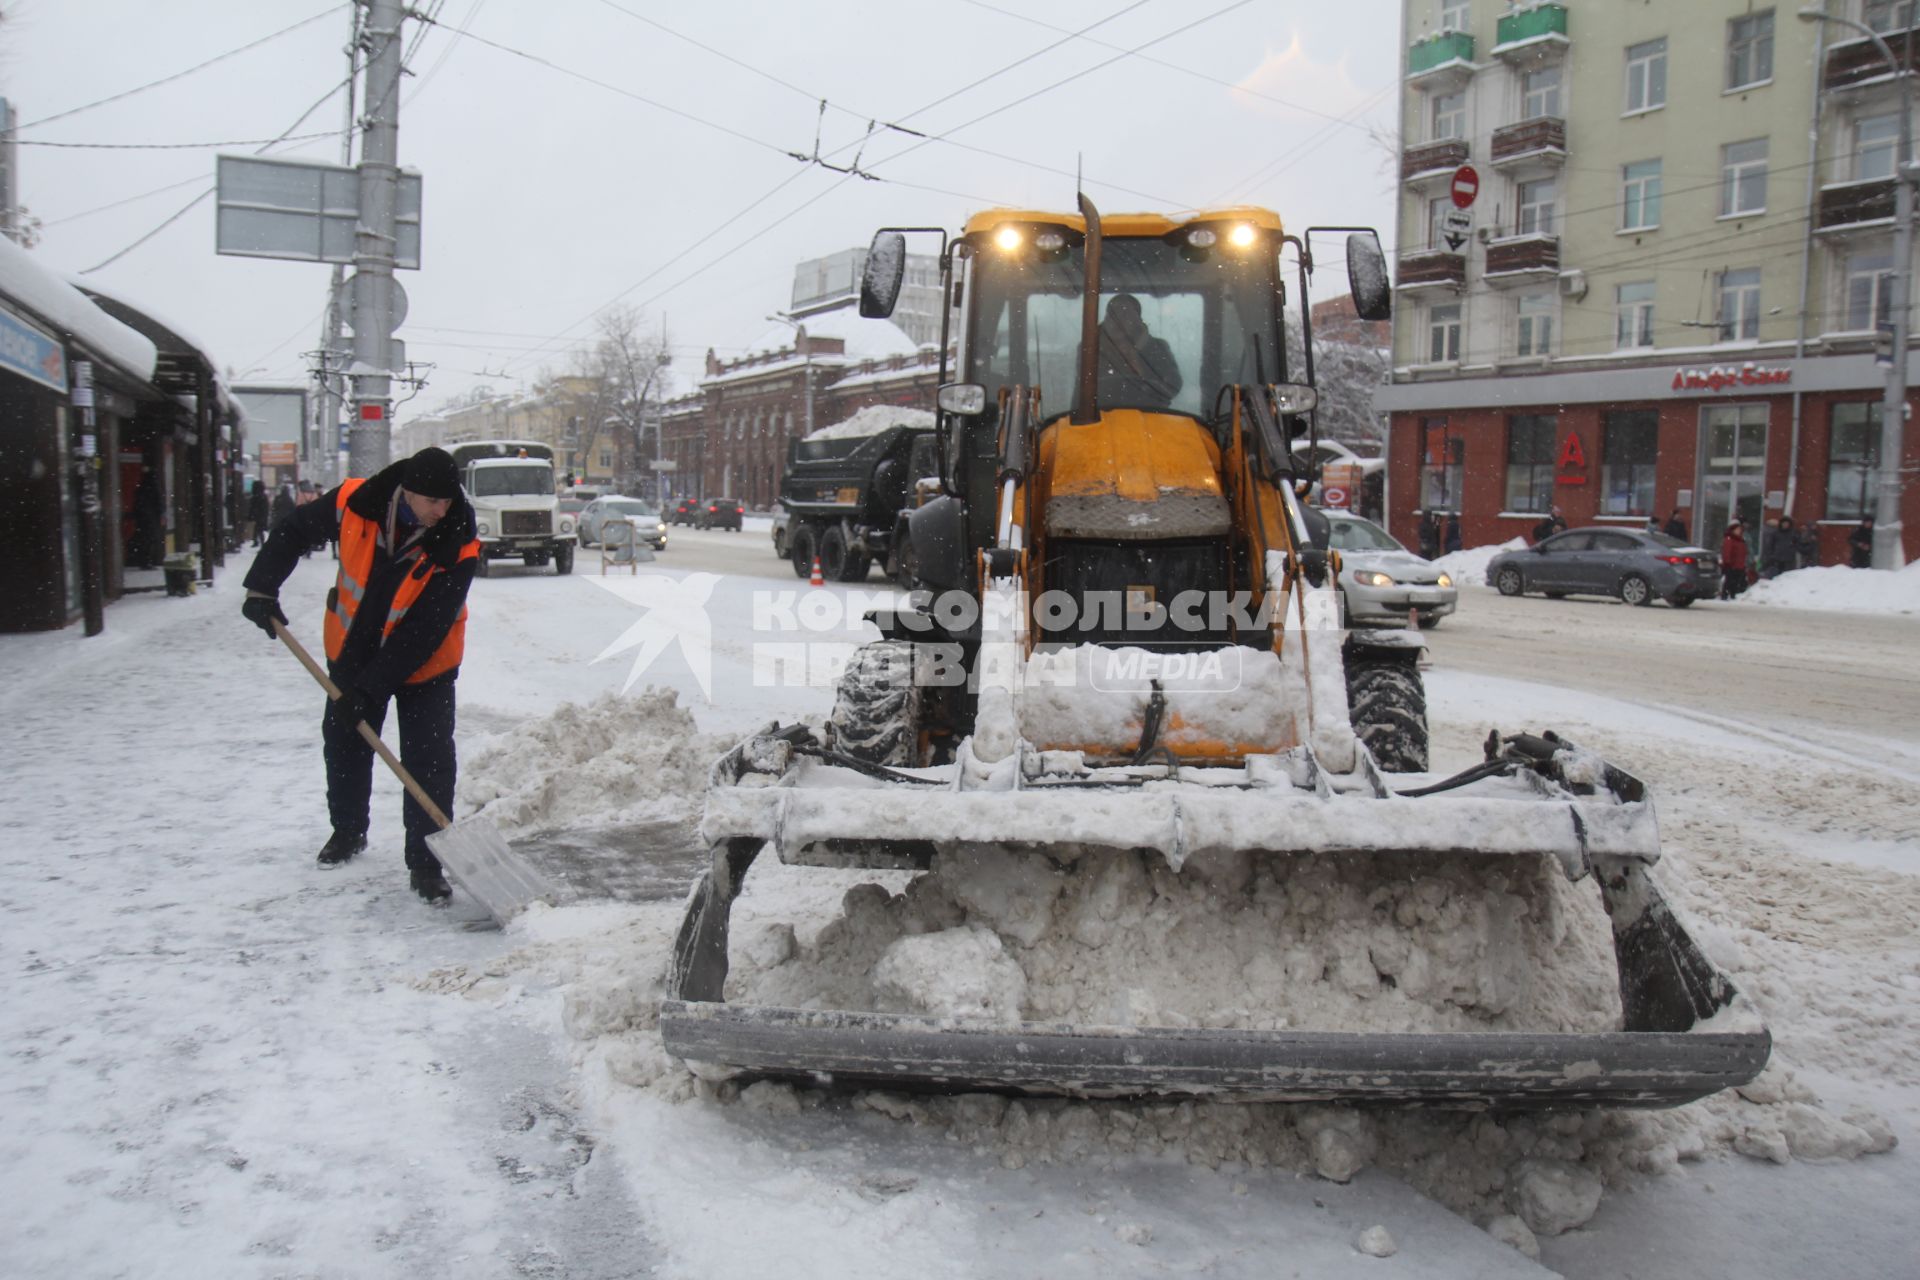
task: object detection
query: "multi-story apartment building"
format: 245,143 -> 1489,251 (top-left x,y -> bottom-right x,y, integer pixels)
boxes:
790,247 -> 945,349
1377,0 -> 1919,564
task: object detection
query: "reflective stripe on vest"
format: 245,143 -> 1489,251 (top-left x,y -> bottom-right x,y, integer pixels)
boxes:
322,478 -> 480,683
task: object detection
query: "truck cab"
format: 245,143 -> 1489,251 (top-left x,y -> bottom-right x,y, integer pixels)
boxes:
449,440 -> 576,576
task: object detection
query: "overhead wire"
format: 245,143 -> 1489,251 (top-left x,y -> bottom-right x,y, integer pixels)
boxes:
20,132 -> 342,150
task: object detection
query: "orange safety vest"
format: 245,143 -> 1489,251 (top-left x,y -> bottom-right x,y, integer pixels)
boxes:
323,479 -> 479,684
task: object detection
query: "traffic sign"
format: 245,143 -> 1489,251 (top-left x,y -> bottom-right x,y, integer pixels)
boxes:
1440,208 -> 1473,253
1322,485 -> 1350,508
1450,164 -> 1480,209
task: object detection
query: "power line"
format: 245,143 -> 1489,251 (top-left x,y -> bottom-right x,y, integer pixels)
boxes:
19,131 -> 341,151
17,5 -> 347,131
43,175 -> 212,227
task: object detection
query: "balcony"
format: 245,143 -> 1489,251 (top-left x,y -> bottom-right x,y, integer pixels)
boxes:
1815,177 -> 1897,234
1396,250 -> 1466,292
1408,31 -> 1475,92
1492,3 -> 1569,68
1483,234 -> 1560,286
1821,26 -> 1920,92
1402,138 -> 1469,184
1489,117 -> 1566,172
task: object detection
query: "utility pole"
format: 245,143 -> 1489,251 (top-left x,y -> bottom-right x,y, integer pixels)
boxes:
314,8 -> 360,488
348,0 -> 404,477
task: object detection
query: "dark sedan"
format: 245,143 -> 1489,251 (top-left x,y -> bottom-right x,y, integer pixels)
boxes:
1487,527 -> 1719,608
697,497 -> 745,531
668,496 -> 704,526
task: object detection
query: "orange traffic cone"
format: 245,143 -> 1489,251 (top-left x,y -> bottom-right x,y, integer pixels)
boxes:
809,556 -> 825,587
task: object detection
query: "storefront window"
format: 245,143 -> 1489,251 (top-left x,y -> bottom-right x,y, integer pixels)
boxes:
1601,410 -> 1659,515
1827,402 -> 1880,520
1421,418 -> 1464,511
1504,415 -> 1557,512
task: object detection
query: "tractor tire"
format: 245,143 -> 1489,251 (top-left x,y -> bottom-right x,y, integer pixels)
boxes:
555,544 -> 574,575
790,524 -> 817,578
840,551 -> 871,583
820,527 -> 850,582
1346,655 -> 1429,773
1495,567 -> 1524,597
827,640 -> 923,767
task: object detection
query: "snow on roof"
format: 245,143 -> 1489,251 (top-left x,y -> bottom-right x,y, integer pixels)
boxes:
743,306 -> 918,362
0,236 -> 156,380
805,403 -> 935,441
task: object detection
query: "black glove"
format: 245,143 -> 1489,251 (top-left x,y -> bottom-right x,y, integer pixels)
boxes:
242,594 -> 288,638
329,685 -> 375,729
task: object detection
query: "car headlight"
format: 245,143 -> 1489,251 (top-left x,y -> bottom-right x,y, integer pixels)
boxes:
657,522 -> 667,531
477,520 -> 491,536
560,518 -> 574,533
1435,572 -> 1453,588
1351,570 -> 1394,587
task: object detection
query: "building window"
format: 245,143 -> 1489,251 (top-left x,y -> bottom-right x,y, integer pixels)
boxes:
1717,268 -> 1762,341
1431,90 -> 1466,141
1427,196 -> 1452,250
1720,139 -> 1769,216
1622,159 -> 1663,230
1826,402 -> 1881,520
1505,415 -> 1558,512
1438,0 -> 1470,31
1852,113 -> 1899,182
1616,281 -> 1656,347
1601,410 -> 1659,516
1865,0 -> 1915,34
599,450 -> 611,468
1625,38 -> 1668,113
1421,419 -> 1465,512
1427,303 -> 1462,362
1727,10 -> 1774,90
1516,178 -> 1557,235
1522,65 -> 1561,119
1516,292 -> 1554,356
1844,248 -> 1895,330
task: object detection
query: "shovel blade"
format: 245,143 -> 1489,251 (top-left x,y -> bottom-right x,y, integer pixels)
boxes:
426,816 -> 550,922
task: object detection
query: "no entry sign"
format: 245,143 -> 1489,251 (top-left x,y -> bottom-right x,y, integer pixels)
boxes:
1450,164 -> 1480,209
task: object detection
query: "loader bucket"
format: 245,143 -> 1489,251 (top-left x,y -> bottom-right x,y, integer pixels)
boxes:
657,732 -> 1771,1109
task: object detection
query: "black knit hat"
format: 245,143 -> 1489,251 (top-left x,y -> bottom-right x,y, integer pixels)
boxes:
402,447 -> 461,499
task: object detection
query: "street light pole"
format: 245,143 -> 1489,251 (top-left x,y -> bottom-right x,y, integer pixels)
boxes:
1801,7 -> 1910,568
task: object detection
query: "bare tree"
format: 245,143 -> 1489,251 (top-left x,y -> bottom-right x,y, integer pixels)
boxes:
576,306 -> 671,493
1284,309 -> 1391,455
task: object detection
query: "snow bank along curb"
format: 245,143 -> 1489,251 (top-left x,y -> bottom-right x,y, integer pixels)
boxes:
1734,561 -> 1920,615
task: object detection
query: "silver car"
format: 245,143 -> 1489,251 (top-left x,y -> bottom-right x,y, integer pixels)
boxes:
1324,510 -> 1458,629
579,497 -> 667,549
1487,527 -> 1718,608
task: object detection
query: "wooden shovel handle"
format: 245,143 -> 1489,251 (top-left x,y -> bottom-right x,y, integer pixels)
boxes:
272,619 -> 454,831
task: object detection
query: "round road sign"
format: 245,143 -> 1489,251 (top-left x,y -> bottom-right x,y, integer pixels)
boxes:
1450,165 -> 1480,209
1322,485 -> 1350,507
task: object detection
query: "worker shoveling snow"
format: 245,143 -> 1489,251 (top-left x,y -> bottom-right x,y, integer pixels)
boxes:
446,689 -> 1898,1248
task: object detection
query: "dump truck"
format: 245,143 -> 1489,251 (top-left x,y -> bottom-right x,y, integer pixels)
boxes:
778,407 -> 937,583
449,440 -> 576,576
659,200 -> 1770,1108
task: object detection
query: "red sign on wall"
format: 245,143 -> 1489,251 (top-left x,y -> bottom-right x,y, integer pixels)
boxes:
1450,165 -> 1480,209
1555,431 -> 1587,485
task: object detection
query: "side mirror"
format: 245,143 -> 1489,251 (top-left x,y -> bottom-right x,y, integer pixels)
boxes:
1346,231 -> 1391,322
936,382 -> 986,415
860,231 -> 907,319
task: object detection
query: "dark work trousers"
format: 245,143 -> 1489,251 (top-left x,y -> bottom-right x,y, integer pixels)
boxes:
322,670 -> 457,875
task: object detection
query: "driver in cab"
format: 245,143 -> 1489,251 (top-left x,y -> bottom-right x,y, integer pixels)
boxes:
1096,293 -> 1182,409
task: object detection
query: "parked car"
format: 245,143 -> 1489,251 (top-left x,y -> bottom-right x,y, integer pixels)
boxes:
668,496 -> 704,526
579,496 -> 667,549
771,506 -> 791,558
1322,509 -> 1458,629
1486,527 -> 1718,608
698,497 -> 745,531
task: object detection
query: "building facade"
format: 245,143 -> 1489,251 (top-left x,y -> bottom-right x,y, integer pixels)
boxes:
789,247 -> 945,348
1378,0 -> 1920,564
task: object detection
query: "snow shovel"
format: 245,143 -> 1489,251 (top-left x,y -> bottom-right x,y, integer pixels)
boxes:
273,620 -> 550,922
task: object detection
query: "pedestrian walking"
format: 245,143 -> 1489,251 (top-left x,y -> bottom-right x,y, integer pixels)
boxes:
247,480 -> 270,548
1794,521 -> 1818,570
1761,516 -> 1799,579
1663,510 -> 1689,541
239,448 -> 480,902
1443,513 -> 1463,555
1719,520 -> 1750,599
1848,515 -> 1875,569
1418,511 -> 1441,560
1531,505 -> 1567,545
270,482 -> 296,531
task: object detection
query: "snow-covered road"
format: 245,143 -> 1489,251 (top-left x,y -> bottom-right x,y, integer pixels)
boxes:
1,535 -> 1913,1278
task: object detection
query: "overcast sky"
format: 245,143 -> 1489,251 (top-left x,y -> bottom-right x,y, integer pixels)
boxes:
3,0 -> 1400,411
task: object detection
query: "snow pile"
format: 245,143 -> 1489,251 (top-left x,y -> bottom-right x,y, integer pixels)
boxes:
1431,537 -> 1528,587
805,404 -> 934,442
0,235 -> 157,378
457,688 -> 732,833
1736,560 -> 1920,615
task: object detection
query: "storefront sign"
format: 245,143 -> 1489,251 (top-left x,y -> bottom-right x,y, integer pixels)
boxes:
261,442 -> 297,466
1670,362 -> 1791,393
1555,431 -> 1587,485
0,300 -> 66,392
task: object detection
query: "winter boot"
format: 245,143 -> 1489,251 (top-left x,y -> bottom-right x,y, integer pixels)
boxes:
410,868 -> 452,902
316,830 -> 368,867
